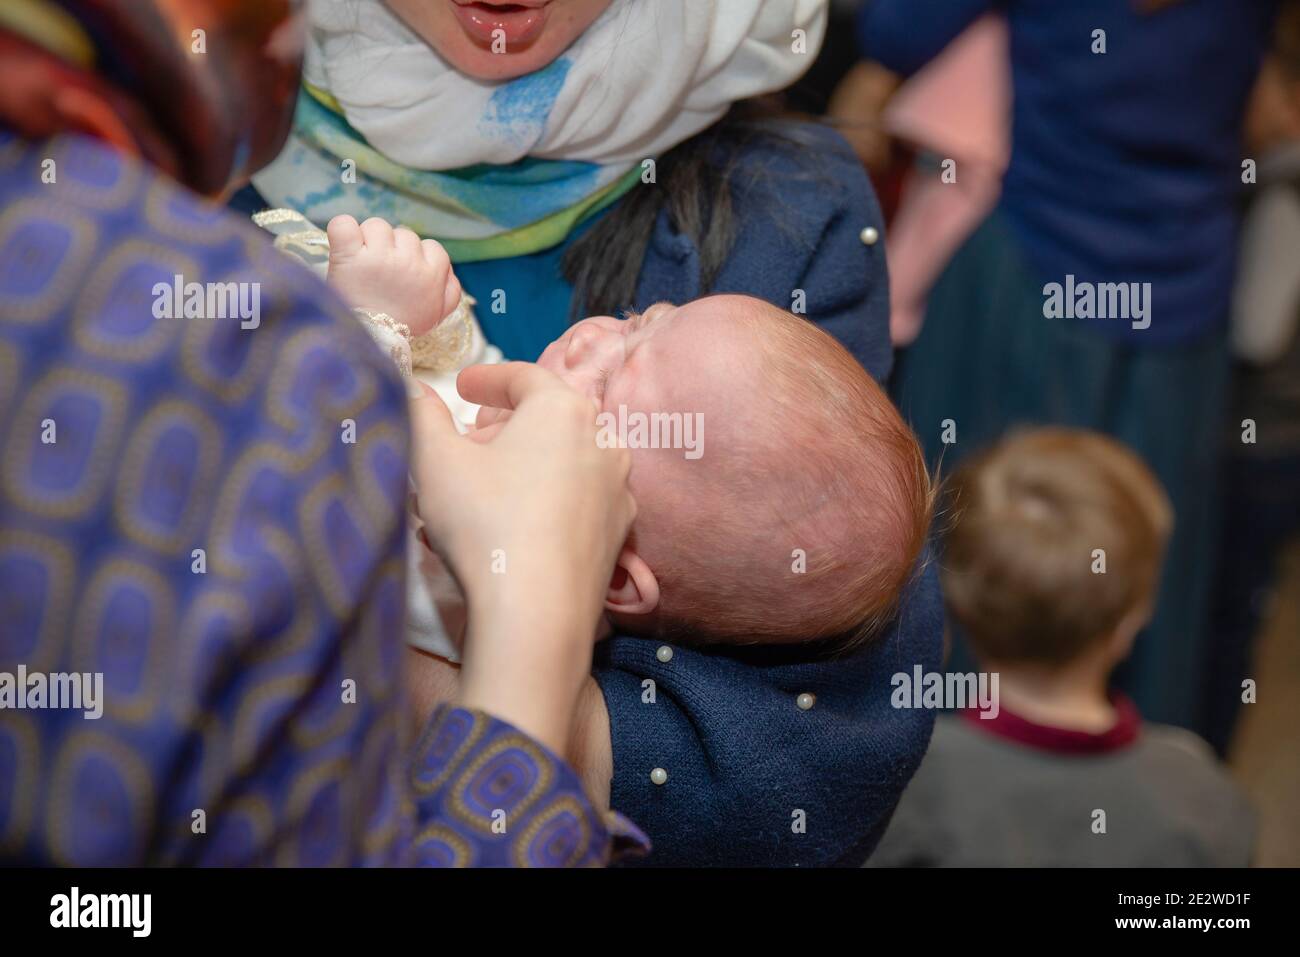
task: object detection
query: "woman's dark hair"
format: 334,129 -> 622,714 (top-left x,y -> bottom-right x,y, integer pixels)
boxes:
561,97 -> 835,319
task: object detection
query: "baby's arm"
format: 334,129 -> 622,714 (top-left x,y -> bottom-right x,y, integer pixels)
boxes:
326,215 -> 461,337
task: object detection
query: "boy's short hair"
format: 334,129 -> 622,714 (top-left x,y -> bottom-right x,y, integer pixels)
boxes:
941,427 -> 1173,666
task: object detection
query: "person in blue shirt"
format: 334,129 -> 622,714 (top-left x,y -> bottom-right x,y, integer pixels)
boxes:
246,0 -> 945,866
841,0 -> 1279,732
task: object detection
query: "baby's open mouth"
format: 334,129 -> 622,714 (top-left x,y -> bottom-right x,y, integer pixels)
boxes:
450,1 -> 552,50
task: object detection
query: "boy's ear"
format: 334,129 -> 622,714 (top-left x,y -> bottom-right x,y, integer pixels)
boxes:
605,546 -> 660,617
1108,601 -> 1153,662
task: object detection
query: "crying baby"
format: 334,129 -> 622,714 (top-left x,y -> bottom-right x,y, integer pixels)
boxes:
323,214 -> 933,654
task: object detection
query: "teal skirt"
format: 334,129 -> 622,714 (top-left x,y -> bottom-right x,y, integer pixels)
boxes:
893,211 -> 1230,730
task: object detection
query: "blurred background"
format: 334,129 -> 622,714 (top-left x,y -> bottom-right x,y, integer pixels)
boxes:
793,0 -> 1299,866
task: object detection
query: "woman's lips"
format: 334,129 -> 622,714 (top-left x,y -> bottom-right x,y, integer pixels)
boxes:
451,1 -> 551,50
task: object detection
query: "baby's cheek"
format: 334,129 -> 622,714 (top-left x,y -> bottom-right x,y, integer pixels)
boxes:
627,448 -> 686,509
621,455 -> 682,569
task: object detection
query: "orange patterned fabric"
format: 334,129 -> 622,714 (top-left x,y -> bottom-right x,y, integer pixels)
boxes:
0,0 -> 303,195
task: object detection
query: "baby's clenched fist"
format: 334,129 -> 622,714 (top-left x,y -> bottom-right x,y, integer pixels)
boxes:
326,215 -> 461,336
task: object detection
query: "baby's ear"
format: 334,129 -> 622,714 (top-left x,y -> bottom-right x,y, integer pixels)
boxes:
605,547 -> 659,617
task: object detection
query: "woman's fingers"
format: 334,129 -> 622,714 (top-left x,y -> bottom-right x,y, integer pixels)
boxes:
464,421 -> 504,445
473,403 -> 511,431
457,361 -> 570,414
407,380 -> 465,493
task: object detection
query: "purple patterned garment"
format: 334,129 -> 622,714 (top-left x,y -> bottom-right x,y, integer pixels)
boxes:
411,708 -> 648,867
0,129 -> 645,867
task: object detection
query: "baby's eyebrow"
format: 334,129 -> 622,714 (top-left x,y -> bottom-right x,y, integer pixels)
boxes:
629,301 -> 674,332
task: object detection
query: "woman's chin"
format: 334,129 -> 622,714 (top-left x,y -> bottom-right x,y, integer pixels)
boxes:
438,41 -> 562,81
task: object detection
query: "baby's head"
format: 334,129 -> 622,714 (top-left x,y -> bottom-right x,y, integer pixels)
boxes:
536,295 -> 932,649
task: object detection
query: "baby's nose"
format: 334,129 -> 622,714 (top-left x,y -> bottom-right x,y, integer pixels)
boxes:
564,322 -> 608,369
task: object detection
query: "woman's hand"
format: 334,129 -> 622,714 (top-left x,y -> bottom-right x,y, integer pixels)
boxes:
407,362 -> 635,754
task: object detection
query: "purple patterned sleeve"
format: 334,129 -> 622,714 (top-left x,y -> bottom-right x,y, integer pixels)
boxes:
408,706 -> 650,867
0,132 -> 647,870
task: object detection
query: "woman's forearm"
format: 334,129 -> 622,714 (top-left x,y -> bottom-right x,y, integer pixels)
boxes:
456,593 -> 596,756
